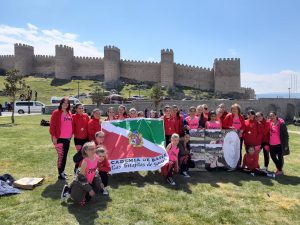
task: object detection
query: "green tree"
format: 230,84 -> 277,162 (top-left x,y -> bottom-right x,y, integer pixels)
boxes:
150,85 -> 164,110
4,69 -> 26,123
90,85 -> 106,107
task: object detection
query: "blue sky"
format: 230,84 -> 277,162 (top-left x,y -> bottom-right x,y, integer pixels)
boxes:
0,0 -> 299,94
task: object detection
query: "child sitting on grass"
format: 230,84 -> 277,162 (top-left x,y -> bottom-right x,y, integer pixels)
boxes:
96,147 -> 111,196
161,133 -> 180,185
241,146 -> 275,178
61,142 -> 102,205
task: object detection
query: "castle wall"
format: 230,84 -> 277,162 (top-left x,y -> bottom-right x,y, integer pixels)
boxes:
44,99 -> 300,122
104,46 -> 120,82
161,49 -> 174,87
0,43 -> 248,96
214,58 -> 241,93
33,55 -> 55,74
14,43 -> 34,75
72,56 -> 104,78
174,64 -> 214,90
55,45 -> 73,80
120,60 -> 160,82
0,55 -> 15,70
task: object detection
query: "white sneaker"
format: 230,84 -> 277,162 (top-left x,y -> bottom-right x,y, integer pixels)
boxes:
262,167 -> 268,172
182,171 -> 190,178
267,173 -> 275,178
102,188 -> 109,196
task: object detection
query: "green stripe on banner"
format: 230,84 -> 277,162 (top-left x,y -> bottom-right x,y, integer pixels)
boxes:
111,119 -> 165,146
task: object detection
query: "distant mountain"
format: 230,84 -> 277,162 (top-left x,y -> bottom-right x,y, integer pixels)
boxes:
256,92 -> 300,99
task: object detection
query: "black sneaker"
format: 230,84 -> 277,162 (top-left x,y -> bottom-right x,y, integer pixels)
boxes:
61,185 -> 70,202
166,177 -> 176,186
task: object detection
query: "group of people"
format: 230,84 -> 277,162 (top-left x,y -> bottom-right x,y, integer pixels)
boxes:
49,97 -> 289,205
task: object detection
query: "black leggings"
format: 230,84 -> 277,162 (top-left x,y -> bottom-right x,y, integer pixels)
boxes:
270,144 -> 284,171
241,168 -> 269,177
99,171 -> 109,187
57,138 -> 70,174
261,143 -> 270,168
237,138 -> 244,167
73,138 -> 88,172
180,159 -> 195,172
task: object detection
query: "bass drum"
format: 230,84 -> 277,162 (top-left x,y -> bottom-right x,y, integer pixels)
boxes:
222,131 -> 240,169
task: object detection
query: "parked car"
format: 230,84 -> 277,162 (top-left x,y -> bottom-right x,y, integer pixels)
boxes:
50,96 -> 81,106
14,101 -> 45,114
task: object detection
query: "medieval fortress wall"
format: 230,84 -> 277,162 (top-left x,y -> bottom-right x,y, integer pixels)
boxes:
0,43 -> 251,95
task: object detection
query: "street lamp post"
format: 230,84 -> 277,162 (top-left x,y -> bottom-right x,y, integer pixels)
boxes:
77,81 -> 80,98
288,88 -> 291,99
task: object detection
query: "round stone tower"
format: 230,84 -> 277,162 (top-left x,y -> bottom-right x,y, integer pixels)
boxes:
14,43 -> 34,76
55,45 -> 74,80
160,49 -> 174,87
104,45 -> 120,83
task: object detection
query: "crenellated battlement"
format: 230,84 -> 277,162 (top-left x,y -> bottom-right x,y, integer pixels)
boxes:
0,43 -> 245,95
55,44 -> 74,51
74,56 -> 103,61
175,63 -> 212,71
104,45 -> 120,52
161,49 -> 173,54
14,43 -> 34,50
214,58 -> 240,62
0,55 -> 15,58
35,55 -> 55,59
121,59 -> 159,64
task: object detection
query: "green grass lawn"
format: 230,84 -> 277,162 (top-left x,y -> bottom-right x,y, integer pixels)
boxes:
0,115 -> 300,225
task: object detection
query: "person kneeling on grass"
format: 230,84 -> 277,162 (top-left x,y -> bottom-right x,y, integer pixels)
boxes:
161,133 -> 180,185
96,147 -> 111,196
178,133 -> 195,177
241,146 -> 275,178
61,142 -> 103,205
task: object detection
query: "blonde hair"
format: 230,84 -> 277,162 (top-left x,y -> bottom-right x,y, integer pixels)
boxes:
95,147 -> 107,157
81,142 -> 95,157
171,133 -> 180,140
231,103 -> 241,115
95,131 -> 105,138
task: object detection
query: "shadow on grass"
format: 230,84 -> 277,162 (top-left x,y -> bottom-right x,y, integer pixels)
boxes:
109,170 -> 300,194
0,123 -> 19,127
42,179 -> 111,225
41,179 -> 67,200
66,196 -> 111,225
50,78 -> 71,86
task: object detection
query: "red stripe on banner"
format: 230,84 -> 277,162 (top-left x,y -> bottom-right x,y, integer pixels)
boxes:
103,130 -> 161,160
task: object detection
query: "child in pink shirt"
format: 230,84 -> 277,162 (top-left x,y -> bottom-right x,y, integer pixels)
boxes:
161,133 -> 180,186
205,111 -> 222,129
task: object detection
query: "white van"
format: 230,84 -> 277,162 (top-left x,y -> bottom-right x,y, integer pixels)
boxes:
50,97 -> 81,106
14,101 -> 45,114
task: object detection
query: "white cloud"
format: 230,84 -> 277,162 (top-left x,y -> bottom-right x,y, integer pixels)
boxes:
0,23 -> 103,57
229,48 -> 238,56
241,70 -> 300,94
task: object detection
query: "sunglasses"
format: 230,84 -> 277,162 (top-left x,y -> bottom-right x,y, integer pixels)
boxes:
204,108 -> 208,110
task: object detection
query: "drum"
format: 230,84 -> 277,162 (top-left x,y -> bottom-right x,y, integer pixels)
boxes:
222,131 -> 240,169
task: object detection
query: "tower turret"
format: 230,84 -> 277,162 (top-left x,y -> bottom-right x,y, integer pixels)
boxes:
104,45 -> 120,82
160,49 -> 174,87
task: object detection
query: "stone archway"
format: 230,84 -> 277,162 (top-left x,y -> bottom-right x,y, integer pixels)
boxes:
286,103 -> 296,122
